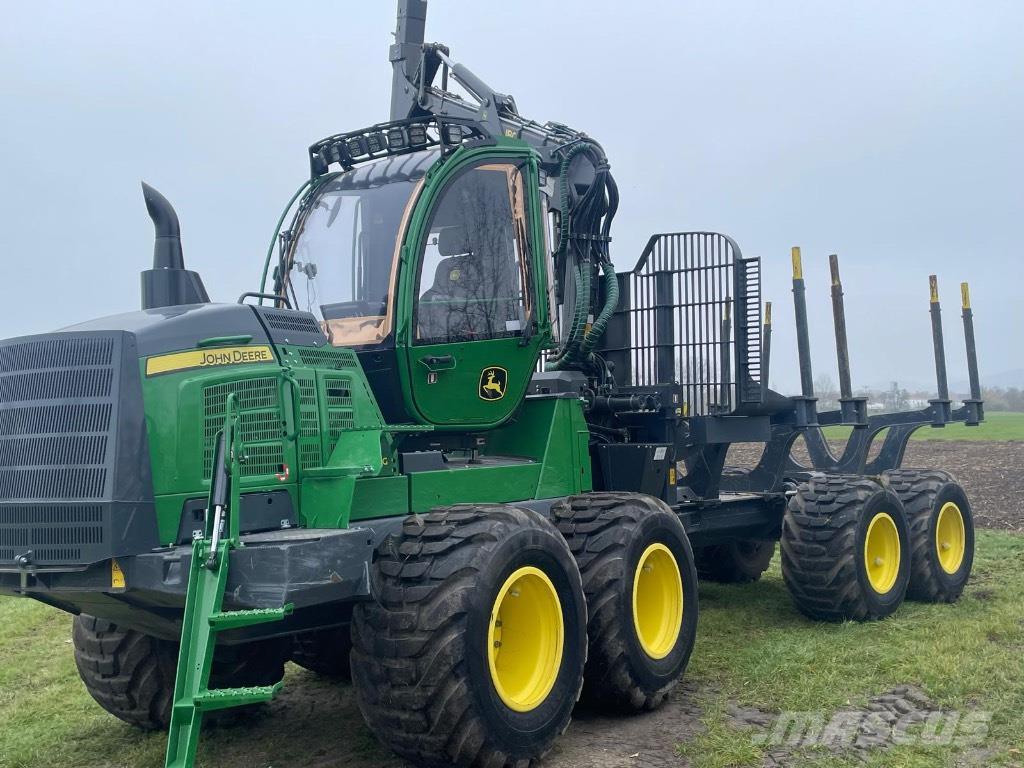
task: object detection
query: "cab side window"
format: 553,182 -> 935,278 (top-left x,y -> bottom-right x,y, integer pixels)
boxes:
415,162 -> 532,344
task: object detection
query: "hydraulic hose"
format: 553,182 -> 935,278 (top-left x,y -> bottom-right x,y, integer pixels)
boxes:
581,171 -> 620,358
548,140 -> 619,376
548,143 -> 598,367
582,261 -> 618,357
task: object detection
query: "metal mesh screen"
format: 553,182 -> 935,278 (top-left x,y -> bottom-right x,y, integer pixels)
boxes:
601,232 -> 762,416
202,377 -> 285,478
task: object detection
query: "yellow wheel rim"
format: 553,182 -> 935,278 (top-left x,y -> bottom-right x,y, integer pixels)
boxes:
935,502 -> 966,574
632,543 -> 684,659
487,566 -> 564,712
864,512 -> 900,594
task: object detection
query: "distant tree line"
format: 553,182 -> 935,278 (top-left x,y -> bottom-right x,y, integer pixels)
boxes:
980,387 -> 1024,412
809,377 -> 1023,414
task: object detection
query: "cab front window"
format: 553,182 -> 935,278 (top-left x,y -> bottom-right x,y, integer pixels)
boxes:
283,152 -> 434,346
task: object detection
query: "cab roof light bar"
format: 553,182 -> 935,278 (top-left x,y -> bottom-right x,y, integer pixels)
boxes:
308,115 -> 490,178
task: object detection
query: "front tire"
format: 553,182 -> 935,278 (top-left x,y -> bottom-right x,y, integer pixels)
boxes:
72,615 -> 288,730
781,475 -> 911,621
351,504 -> 587,768
553,492 -> 699,713
883,469 -> 975,603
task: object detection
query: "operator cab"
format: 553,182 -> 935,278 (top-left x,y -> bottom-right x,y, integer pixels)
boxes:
282,146 -> 549,429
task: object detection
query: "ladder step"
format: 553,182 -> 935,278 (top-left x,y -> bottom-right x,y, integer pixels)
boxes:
189,682 -> 284,712
208,604 -> 293,631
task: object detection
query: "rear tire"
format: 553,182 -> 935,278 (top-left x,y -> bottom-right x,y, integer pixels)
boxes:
351,504 -> 587,768
72,615 -> 288,730
291,626 -> 353,680
883,469 -> 975,603
553,492 -> 699,713
781,475 -> 911,621
696,539 -> 775,584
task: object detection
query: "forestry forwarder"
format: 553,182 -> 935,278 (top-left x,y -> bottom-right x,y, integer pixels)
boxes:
0,2 -> 984,766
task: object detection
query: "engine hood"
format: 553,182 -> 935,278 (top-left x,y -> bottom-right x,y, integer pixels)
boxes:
60,302 -> 274,358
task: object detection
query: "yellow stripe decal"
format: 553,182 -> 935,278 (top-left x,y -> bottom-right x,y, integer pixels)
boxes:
960,282 -> 971,310
145,345 -> 275,376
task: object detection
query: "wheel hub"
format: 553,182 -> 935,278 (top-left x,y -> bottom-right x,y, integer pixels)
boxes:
864,512 -> 900,594
632,543 -> 684,659
487,566 -> 564,712
936,502 -> 966,574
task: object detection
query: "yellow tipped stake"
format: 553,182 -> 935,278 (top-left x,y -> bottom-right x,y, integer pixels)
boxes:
959,281 -> 984,424
790,247 -> 817,425
828,254 -> 865,424
928,275 -> 952,425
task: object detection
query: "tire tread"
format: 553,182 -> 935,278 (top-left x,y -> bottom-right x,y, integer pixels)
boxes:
351,504 -> 583,768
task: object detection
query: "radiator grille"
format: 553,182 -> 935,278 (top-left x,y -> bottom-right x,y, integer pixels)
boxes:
0,435 -> 107,467
0,333 -> 132,567
0,368 -> 113,402
197,351 -> 364,477
325,378 -> 353,408
202,377 -> 285,479
262,310 -> 322,335
297,347 -> 359,369
324,376 -> 355,453
0,337 -> 114,372
240,443 -> 287,476
0,403 -> 112,436
0,467 -> 107,500
296,373 -> 323,470
0,547 -> 82,563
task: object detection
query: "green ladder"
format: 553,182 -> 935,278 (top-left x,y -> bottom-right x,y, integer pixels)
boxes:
165,394 -> 293,768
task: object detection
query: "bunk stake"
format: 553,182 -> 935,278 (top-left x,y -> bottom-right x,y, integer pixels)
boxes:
928,275 -> 953,426
828,255 -> 867,425
790,247 -> 817,426
761,301 -> 772,402
960,282 -> 984,426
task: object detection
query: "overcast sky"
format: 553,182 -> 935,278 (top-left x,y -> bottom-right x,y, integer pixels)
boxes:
1,1 -> 1020,393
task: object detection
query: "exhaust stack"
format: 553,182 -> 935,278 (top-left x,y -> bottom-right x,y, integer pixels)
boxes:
140,182 -> 209,310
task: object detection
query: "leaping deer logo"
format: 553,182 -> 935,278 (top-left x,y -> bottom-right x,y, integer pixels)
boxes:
479,367 -> 507,400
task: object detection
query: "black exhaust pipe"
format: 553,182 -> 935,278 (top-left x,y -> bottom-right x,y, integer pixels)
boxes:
140,182 -> 209,310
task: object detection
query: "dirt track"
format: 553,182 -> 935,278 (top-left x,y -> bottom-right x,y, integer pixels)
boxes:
901,440 -> 1024,531
727,439 -> 1024,531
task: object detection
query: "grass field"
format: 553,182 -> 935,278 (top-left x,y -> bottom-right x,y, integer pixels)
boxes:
678,529 -> 1024,768
821,410 -> 1024,443
2,531 -> 1022,768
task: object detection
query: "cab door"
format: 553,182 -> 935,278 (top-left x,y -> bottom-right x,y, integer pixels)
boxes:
402,151 -> 547,428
